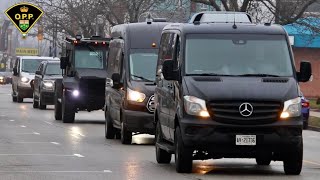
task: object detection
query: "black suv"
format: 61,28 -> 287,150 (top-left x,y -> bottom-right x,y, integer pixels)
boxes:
154,22 -> 312,174
104,20 -> 168,144
32,60 -> 61,109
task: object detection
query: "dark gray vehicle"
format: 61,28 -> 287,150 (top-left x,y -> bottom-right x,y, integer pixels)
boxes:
54,36 -> 109,123
154,22 -> 312,175
104,20 -> 169,144
31,60 -> 61,109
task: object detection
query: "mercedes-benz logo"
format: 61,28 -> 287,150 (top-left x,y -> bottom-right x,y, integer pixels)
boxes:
239,102 -> 253,117
147,95 -> 155,113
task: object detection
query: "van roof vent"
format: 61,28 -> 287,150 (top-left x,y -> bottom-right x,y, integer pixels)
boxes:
193,77 -> 222,82
262,78 -> 289,83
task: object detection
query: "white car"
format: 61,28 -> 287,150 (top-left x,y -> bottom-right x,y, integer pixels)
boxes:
12,56 -> 59,103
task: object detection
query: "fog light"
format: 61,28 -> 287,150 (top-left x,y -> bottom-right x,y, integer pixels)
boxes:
72,90 -> 79,97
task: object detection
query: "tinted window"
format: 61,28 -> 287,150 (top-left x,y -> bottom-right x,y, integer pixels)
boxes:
185,34 -> 293,76
21,59 -> 47,73
75,49 -> 103,69
45,63 -> 61,75
130,49 -> 158,82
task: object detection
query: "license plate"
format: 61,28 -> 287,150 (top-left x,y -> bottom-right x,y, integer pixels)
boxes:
236,135 -> 256,146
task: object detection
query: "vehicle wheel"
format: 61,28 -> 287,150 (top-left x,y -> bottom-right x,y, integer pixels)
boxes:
283,138 -> 303,175
156,120 -> 171,164
17,91 -> 23,103
32,92 -> 38,108
121,120 -> 132,144
256,152 -> 272,165
62,92 -> 75,123
175,127 -> 193,173
303,121 -> 308,130
115,132 -> 121,139
105,106 -> 116,139
39,93 -> 46,110
54,93 -> 62,120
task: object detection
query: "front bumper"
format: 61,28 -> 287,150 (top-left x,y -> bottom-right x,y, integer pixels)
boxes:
180,116 -> 303,155
40,91 -> 55,105
17,86 -> 33,98
123,109 -> 155,134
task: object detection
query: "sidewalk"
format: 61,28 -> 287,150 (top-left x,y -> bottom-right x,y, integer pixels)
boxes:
310,111 -> 320,118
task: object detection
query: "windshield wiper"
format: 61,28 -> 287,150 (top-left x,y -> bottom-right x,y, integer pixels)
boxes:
238,73 -> 280,77
186,73 -> 238,77
131,75 -> 154,82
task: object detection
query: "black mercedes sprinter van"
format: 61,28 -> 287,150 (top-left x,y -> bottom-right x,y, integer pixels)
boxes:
104,21 -> 169,144
154,22 -> 312,174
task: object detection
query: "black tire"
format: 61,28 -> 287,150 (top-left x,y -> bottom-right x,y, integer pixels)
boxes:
175,127 -> 193,173
32,92 -> 38,108
156,120 -> 172,164
17,91 -> 23,103
105,106 -> 116,139
62,92 -> 75,123
256,152 -> 272,165
303,121 -> 308,130
283,138 -> 303,175
54,93 -> 62,120
39,93 -> 46,110
121,120 -> 132,145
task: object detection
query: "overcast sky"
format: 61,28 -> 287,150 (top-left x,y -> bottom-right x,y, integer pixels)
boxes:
0,0 -> 20,20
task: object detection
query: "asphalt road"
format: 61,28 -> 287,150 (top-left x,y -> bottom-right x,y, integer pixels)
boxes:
0,84 -> 319,180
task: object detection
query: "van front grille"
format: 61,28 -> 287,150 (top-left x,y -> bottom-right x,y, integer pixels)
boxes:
209,101 -> 282,125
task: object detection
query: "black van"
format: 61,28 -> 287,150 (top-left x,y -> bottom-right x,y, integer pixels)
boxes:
154,22 -> 312,174
104,21 -> 169,144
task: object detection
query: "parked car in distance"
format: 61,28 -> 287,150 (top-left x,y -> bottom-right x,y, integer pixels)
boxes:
301,96 -> 310,129
31,60 -> 61,109
0,72 -> 6,84
11,56 -> 59,103
0,71 -> 12,84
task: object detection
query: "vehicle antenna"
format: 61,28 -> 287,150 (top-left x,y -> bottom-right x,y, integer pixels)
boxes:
232,9 -> 237,29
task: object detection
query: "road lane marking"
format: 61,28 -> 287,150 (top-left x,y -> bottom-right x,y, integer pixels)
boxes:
51,142 -> 60,145
0,154 -> 81,157
71,134 -> 81,139
9,120 -> 15,122
44,121 -> 53,125
20,125 -> 26,128
0,170 -> 111,173
0,115 -> 6,117
78,133 -> 85,137
73,154 -> 84,158
33,132 -> 40,135
304,160 -> 320,166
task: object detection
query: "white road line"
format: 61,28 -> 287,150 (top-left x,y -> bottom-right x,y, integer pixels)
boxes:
73,154 -> 85,158
0,170 -> 111,173
0,154 -> 78,157
33,132 -> 40,135
78,133 -> 85,137
9,120 -> 15,122
44,121 -> 53,125
0,115 -> 6,117
51,142 -> 60,145
20,125 -> 26,128
71,134 -> 80,139
304,160 -> 320,166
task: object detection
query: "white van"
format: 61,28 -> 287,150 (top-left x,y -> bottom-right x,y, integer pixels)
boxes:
12,56 -> 59,102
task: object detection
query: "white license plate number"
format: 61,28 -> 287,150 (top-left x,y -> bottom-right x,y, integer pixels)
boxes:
236,135 -> 256,146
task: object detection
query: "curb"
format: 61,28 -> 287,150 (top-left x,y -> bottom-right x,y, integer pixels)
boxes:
308,125 -> 320,132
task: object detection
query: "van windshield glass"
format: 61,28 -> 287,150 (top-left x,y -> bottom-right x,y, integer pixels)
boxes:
129,49 -> 158,82
185,34 -> 293,77
75,48 -> 104,69
22,59 -> 47,73
45,63 -> 61,75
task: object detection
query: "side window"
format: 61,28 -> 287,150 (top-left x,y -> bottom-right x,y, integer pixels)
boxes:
174,35 -> 181,68
107,44 -> 116,75
157,33 -> 174,77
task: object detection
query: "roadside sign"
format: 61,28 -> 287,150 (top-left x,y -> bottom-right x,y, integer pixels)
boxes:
15,48 -> 38,56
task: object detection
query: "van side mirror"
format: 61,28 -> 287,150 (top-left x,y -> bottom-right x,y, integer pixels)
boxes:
35,70 -> 42,75
13,67 -> 18,76
297,61 -> 312,82
60,57 -> 67,69
111,73 -> 122,89
162,60 -> 178,81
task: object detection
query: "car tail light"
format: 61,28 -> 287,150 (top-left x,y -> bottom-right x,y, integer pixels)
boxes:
302,101 -> 310,108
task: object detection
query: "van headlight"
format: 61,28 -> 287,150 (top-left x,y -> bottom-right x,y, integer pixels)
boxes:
21,77 -> 29,83
42,80 -> 54,89
280,97 -> 301,119
184,96 -> 210,118
127,88 -> 146,102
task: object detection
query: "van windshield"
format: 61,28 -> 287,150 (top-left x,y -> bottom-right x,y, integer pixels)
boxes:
22,59 -> 47,73
129,49 -> 158,82
185,34 -> 293,77
45,63 -> 61,75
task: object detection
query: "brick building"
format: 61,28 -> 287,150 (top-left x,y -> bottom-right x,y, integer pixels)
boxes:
284,18 -> 320,98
